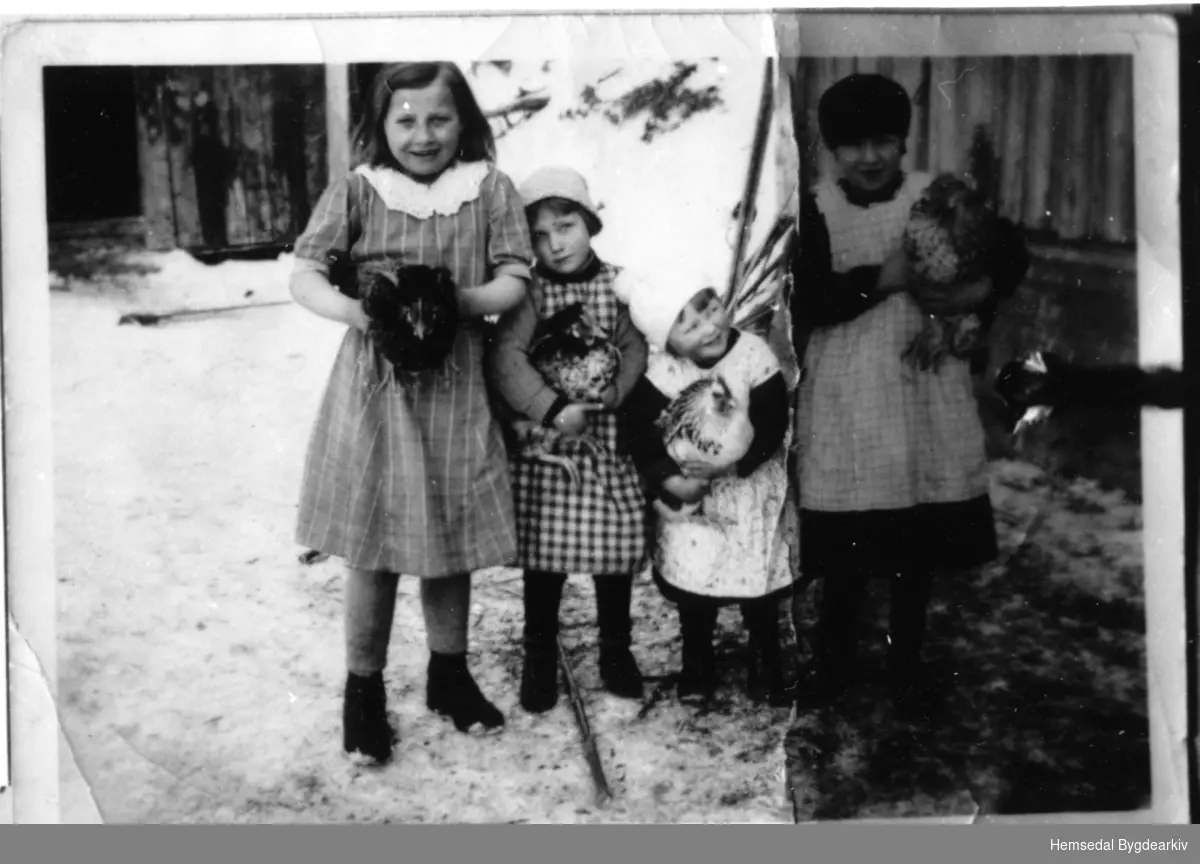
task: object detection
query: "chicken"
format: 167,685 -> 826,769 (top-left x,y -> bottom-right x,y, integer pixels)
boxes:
529,302 -> 622,402
901,125 -> 1000,372
654,374 -> 754,523
995,350 -> 1191,435
359,261 -> 459,377
512,303 -> 622,486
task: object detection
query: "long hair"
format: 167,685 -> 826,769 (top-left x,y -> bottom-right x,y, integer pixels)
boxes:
351,62 -> 495,170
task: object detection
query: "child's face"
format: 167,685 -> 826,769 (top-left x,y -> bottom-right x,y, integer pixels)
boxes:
384,77 -> 463,181
833,134 -> 904,194
666,290 -> 730,364
530,207 -> 592,277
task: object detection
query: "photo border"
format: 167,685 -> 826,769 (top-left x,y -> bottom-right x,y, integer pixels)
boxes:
0,6 -> 1190,828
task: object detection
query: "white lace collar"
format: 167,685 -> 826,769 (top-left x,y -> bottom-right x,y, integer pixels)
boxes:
354,160 -> 491,218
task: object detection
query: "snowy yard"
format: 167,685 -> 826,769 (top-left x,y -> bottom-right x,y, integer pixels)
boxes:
49,58 -> 1149,823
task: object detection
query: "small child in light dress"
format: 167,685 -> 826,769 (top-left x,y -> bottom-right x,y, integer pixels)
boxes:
625,280 -> 796,705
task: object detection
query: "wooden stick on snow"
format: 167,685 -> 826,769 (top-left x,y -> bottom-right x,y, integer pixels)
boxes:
117,300 -> 292,327
556,634 -> 614,808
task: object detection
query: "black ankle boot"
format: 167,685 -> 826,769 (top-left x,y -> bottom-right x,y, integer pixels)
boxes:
598,640 -> 644,700
343,671 -> 396,764
520,639 -> 560,714
426,652 -> 505,732
678,607 -> 717,702
521,571 -> 565,714
594,574 -> 642,700
745,602 -> 792,707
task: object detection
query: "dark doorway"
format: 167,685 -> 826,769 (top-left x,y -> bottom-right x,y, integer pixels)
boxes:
43,66 -> 142,224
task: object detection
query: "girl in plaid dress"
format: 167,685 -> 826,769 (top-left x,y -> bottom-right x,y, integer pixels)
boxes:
625,282 -> 795,706
790,74 -> 1030,712
488,167 -> 649,714
289,62 -> 534,764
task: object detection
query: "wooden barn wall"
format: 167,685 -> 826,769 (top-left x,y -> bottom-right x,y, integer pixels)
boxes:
790,55 -> 1136,246
133,65 -> 328,251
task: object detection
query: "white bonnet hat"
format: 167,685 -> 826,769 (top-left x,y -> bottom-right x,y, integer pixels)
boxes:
518,166 -> 603,234
629,273 -> 723,352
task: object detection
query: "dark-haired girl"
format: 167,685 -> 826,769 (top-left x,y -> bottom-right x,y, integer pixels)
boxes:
790,73 -> 1030,712
289,62 -> 533,764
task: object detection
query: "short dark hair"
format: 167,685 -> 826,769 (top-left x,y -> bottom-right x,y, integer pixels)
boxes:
352,62 -> 495,171
686,286 -> 721,314
818,73 -> 912,150
525,196 -> 602,237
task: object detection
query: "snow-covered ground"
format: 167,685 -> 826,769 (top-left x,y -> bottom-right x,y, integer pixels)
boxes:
49,59 -> 1147,823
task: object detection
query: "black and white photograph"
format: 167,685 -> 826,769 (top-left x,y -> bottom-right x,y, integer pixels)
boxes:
776,13 -> 1186,823
0,10 -> 1190,828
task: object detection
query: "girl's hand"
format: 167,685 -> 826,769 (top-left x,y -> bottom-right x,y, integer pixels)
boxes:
352,300 -> 372,334
599,383 -> 619,410
679,459 -> 734,481
912,274 -> 993,316
662,475 -> 711,504
877,247 -> 910,295
554,402 -> 605,436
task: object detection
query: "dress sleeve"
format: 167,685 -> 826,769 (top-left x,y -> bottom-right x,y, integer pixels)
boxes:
625,375 -> 680,493
486,170 -> 534,283
291,172 -> 362,295
610,301 -> 649,407
735,371 -> 789,478
293,173 -> 361,269
487,282 -> 566,425
790,190 -> 889,332
989,217 -> 1032,302
968,218 -> 1034,375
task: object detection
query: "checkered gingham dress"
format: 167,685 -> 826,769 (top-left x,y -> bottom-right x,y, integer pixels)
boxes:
293,162 -> 533,578
796,172 -> 990,514
509,267 -> 647,577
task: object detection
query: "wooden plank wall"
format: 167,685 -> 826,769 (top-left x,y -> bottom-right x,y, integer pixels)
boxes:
791,55 -> 1136,246
133,65 -> 328,251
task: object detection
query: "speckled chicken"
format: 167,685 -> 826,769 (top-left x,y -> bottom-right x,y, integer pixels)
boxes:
359,261 -> 459,377
901,126 -> 1000,372
514,303 -> 622,485
654,374 -> 754,522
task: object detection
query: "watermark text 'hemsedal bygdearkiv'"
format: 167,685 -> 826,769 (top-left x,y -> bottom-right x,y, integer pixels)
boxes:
1051,838 -> 1188,853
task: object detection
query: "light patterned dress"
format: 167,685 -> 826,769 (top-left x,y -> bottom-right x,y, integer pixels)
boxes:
292,160 -> 533,577
797,172 -> 990,515
648,331 -> 794,600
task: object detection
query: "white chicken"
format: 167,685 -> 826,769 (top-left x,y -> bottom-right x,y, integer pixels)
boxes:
654,374 -> 755,524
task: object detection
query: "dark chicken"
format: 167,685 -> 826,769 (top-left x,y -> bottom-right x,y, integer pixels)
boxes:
995,350 -> 1191,434
514,303 -> 622,485
359,261 -> 459,376
901,126 -> 1001,372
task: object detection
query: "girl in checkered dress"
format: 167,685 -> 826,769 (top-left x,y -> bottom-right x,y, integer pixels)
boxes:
488,167 -> 650,714
624,282 -> 795,706
790,74 -> 1030,712
289,62 -> 534,764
